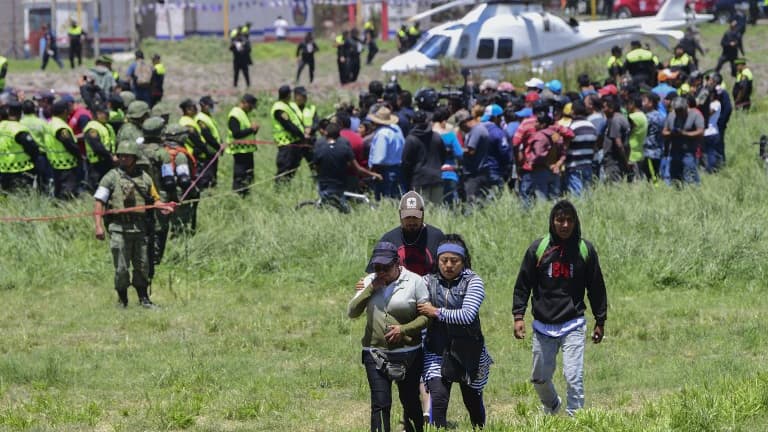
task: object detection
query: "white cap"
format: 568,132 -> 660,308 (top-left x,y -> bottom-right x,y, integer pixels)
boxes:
524,77 -> 544,90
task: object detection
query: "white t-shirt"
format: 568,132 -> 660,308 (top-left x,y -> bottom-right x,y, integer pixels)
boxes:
274,18 -> 288,38
704,100 -> 721,137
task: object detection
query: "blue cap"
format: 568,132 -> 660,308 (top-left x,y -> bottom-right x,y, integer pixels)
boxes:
480,104 -> 503,122
369,241 -> 399,266
546,80 -> 563,94
59,93 -> 75,104
514,107 -> 533,118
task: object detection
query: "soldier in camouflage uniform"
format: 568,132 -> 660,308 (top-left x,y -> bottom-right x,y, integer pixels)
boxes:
117,101 -> 149,146
93,140 -> 174,308
161,124 -> 198,236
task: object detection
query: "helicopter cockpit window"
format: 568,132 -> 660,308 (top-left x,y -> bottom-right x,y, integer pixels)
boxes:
418,35 -> 450,60
498,38 -> 513,59
477,38 -> 494,59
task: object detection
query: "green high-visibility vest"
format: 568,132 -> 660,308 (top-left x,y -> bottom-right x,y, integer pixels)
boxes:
195,111 -> 221,143
625,48 -> 654,63
737,67 -> 753,83
408,26 -> 419,36
178,115 -> 201,156
669,53 -> 691,67
154,63 -> 166,76
46,117 -> 78,170
226,106 -> 256,154
84,120 -> 116,162
68,26 -> 83,37
270,101 -> 304,146
0,120 -> 35,173
289,102 -> 316,129
20,115 -> 50,153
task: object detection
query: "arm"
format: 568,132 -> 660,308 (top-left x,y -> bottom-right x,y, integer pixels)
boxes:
349,159 -> 381,180
0,62 -> 8,79
273,109 -> 305,139
187,129 -> 215,159
398,277 -> 430,338
85,131 -> 112,161
347,277 -> 375,318
228,116 -> 258,140
15,132 -> 41,160
585,247 -> 607,343
198,121 -> 221,150
57,129 -> 81,158
437,277 -> 485,325
512,244 -> 539,338
94,199 -> 106,240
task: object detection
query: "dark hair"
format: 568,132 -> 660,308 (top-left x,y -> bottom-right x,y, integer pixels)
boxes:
571,99 -> 588,117
335,110 -> 351,129
325,122 -> 341,139
398,90 -> 412,108
437,234 -> 472,270
643,91 -> 660,105
22,100 -> 36,115
432,106 -> 451,123
7,103 -> 22,119
369,80 -> 384,98
627,93 -> 642,109
602,95 -> 621,112
577,73 -> 591,87
411,110 -> 428,125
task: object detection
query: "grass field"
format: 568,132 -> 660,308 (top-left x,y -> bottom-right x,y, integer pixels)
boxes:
1,19 -> 768,432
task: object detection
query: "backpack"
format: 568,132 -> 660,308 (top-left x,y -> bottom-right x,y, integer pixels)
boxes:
535,234 -> 588,266
135,60 -> 153,86
529,129 -> 559,167
166,145 -> 197,178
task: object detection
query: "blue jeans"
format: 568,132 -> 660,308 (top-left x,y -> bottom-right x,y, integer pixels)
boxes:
669,150 -> 700,185
519,170 -> 560,207
373,165 -> 403,201
704,134 -> 723,173
565,166 -> 592,197
531,325 -> 586,416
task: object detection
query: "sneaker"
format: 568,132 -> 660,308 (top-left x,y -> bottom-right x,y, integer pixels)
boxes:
139,298 -> 159,309
543,396 -> 561,415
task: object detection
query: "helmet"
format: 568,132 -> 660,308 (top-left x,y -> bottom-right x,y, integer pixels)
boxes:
163,124 -> 188,143
142,116 -> 165,137
414,87 -> 438,111
126,101 -> 150,119
120,91 -> 136,107
116,140 -> 139,156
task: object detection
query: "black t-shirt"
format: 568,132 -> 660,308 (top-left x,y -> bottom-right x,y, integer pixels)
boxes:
367,224 -> 445,275
313,136 -> 354,191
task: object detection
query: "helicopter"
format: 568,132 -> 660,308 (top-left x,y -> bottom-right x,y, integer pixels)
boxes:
381,0 -> 712,76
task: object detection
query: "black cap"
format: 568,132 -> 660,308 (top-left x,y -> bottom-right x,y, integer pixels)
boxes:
294,86 -> 307,96
51,101 -> 69,115
199,95 -> 217,106
135,50 -> 144,59
242,94 -> 257,105
368,242 -> 399,266
278,85 -> 291,99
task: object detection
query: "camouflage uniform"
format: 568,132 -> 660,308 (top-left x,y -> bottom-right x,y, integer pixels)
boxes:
94,140 -> 160,307
161,124 -> 198,236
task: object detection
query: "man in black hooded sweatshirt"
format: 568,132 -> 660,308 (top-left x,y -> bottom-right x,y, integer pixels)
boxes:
401,111 -> 446,205
512,200 -> 607,416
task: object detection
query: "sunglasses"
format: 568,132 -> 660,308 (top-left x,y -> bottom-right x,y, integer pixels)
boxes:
373,262 -> 396,272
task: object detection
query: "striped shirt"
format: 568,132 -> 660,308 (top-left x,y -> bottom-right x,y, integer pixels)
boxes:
422,270 -> 493,389
567,119 -> 597,169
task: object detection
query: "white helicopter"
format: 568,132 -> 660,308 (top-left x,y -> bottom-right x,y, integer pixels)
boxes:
381,0 -> 712,76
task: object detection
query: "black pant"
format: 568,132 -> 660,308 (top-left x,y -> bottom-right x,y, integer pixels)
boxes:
275,144 -> 310,185
362,350 -> 424,432
296,58 -> 315,83
715,55 -> 738,78
426,377 -> 485,429
348,56 -> 361,83
69,41 -> 82,68
367,42 -> 379,65
233,62 -> 250,87
41,49 -> 63,70
0,171 -> 35,193
337,59 -> 349,84
463,172 -> 491,204
640,157 -> 661,182
196,158 -> 218,189
232,152 -> 255,196
53,168 -> 78,199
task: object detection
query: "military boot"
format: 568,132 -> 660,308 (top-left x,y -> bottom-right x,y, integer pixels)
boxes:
116,289 -> 129,308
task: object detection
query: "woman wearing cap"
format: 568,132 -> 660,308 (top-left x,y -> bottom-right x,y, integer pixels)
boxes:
348,241 -> 429,432
417,234 -> 492,429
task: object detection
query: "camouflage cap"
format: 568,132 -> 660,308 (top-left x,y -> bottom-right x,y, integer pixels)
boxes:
120,91 -> 136,107
151,104 -> 170,117
126,101 -> 150,119
142,116 -> 166,137
116,140 -> 140,156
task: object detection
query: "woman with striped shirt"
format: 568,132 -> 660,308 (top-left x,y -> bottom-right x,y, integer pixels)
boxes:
417,235 -> 493,429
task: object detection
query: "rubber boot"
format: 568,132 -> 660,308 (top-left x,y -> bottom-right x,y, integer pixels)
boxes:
135,286 -> 158,309
116,289 -> 129,308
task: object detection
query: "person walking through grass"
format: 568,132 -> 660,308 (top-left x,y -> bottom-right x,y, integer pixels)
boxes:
417,234 -> 493,429
348,241 -> 429,432
513,200 -> 607,416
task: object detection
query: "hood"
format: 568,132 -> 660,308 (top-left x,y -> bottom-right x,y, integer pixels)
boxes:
89,65 -> 111,77
549,199 -> 582,246
408,121 -> 433,139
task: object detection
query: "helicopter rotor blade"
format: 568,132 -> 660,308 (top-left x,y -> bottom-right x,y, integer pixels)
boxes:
406,0 -> 478,23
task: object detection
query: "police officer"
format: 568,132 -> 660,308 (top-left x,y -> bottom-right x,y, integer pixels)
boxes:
0,101 -> 43,192
178,99 -> 217,189
624,40 -> 659,87
606,46 -> 624,81
160,124 -> 197,236
271,85 -> 307,185
94,140 -> 174,308
289,86 -> 317,139
733,58 -> 753,110
397,25 -> 409,53
364,19 -> 379,65
668,45 -> 695,76
227,94 -> 260,196
118,101 -> 150,146
48,101 -> 81,199
195,96 -> 222,187
83,104 -> 117,188
68,20 -> 85,69
335,31 -> 351,85
20,99 -> 53,193
407,22 -> 421,48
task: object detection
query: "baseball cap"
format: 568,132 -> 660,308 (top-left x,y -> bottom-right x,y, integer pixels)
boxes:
278,85 -> 292,99
524,77 -> 544,90
514,107 -> 533,118
546,80 -> 563,94
369,241 -> 399,266
479,79 -> 498,92
199,95 -> 217,106
598,84 -> 618,97
451,109 -> 472,126
399,191 -> 425,219
59,93 -> 75,104
293,86 -> 308,96
480,104 -> 503,122
525,91 -> 540,104
242,94 -> 258,105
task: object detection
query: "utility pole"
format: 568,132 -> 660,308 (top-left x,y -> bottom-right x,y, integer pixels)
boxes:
223,0 -> 230,38
9,0 -> 19,57
128,0 -> 136,50
51,0 -> 58,33
77,0 -> 82,26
